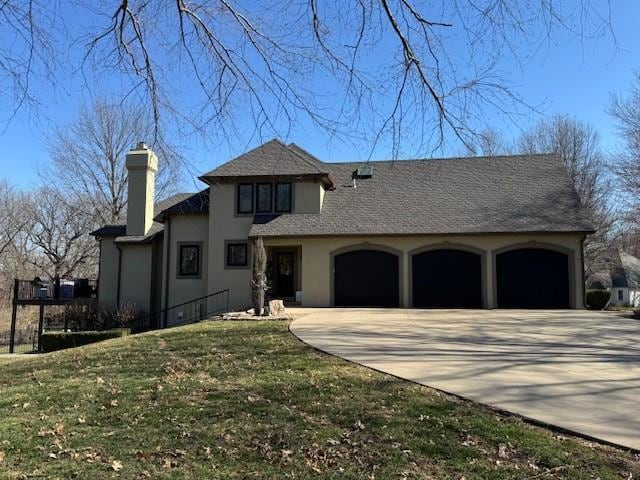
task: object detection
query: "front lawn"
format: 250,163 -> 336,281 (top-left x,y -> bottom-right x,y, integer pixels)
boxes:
0,320 -> 637,479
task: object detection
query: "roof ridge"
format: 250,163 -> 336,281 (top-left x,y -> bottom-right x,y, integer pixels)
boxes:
286,142 -> 327,173
324,152 -> 559,166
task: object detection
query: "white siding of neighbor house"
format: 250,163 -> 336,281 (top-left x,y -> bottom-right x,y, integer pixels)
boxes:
263,233 -> 586,309
608,287 -> 640,307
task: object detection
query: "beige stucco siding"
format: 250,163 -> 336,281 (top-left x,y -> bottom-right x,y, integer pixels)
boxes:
207,183 -> 254,310
264,233 -> 585,309
119,244 -> 153,313
164,214 -> 209,324
294,181 -> 324,213
207,180 -> 327,310
97,238 -> 119,310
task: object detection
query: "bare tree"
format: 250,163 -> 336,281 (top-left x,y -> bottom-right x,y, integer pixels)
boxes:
465,128 -> 511,157
0,180 -> 33,303
26,187 -> 98,279
1,1 -> 614,155
518,115 -> 615,275
609,71 -> 640,215
45,99 -> 184,225
0,180 -> 30,257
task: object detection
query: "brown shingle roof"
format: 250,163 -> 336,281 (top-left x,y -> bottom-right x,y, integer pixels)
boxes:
249,153 -> 595,237
201,139 -> 332,187
91,192 -> 200,241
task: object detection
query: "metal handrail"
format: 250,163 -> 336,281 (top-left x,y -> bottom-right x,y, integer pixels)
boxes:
128,289 -> 230,333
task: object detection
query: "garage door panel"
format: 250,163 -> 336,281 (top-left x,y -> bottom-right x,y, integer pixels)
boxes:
334,250 -> 399,307
496,248 -> 570,308
412,249 -> 482,308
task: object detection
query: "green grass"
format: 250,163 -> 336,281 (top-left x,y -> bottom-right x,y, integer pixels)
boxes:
0,320 -> 637,479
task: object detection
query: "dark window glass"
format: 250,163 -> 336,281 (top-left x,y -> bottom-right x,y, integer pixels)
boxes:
227,242 -> 248,267
275,182 -> 292,212
256,183 -> 273,213
179,245 -> 200,276
618,290 -> 624,300
237,184 -> 254,214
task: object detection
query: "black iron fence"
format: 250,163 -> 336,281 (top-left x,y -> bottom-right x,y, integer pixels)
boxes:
0,326 -> 37,354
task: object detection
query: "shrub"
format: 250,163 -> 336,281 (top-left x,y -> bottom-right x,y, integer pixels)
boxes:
44,302 -> 145,331
40,329 -> 130,353
586,289 -> 611,310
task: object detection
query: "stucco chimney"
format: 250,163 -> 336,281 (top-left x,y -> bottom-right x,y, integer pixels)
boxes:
126,142 -> 158,236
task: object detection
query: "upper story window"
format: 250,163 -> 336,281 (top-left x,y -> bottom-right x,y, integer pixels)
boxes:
275,182 -> 292,212
237,183 -> 254,214
236,181 -> 292,214
256,183 -> 273,213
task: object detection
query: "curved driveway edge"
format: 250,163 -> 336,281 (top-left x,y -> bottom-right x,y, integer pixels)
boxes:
289,308 -> 640,451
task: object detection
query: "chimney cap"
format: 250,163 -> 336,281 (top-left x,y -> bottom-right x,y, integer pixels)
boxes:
135,142 -> 148,150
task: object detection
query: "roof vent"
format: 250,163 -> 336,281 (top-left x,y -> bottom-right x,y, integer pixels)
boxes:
352,166 -> 373,179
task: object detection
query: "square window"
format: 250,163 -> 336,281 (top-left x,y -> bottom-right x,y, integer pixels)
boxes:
275,182 -> 292,213
227,242 -> 248,267
237,183 -> 254,214
178,244 -> 200,277
256,183 -> 273,213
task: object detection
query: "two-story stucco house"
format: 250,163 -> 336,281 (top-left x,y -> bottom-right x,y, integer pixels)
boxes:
92,139 -> 594,324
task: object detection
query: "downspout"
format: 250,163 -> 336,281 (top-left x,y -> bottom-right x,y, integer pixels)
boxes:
96,239 -> 102,303
116,245 -> 123,307
580,236 -> 587,309
163,217 -> 172,328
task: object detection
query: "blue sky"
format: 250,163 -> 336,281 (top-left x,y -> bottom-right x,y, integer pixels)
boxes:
0,1 -> 638,190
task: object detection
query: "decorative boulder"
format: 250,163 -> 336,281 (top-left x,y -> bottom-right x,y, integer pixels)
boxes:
268,300 -> 286,316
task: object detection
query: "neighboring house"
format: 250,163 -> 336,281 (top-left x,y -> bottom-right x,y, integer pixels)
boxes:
587,251 -> 640,307
92,139 -> 594,323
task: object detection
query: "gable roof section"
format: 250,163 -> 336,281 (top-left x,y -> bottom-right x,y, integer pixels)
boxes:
249,153 -> 595,237
620,252 -> 640,289
200,139 -> 333,187
154,189 -> 209,221
90,192 -> 200,241
587,250 -> 640,290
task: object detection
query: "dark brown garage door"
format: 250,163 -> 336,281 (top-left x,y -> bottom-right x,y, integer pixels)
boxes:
334,250 -> 399,307
412,249 -> 483,308
496,248 -> 570,308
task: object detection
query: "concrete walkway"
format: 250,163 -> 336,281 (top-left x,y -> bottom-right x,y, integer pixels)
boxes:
289,309 -> 640,450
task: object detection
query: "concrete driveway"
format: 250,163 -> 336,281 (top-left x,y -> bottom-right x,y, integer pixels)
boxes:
289,309 -> 640,450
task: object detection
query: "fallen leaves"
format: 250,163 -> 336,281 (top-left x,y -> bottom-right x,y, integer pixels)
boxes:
111,459 -> 123,471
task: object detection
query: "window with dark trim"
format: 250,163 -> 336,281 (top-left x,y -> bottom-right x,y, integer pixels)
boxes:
256,183 -> 273,213
237,183 -> 254,214
618,289 -> 624,301
275,182 -> 292,213
178,244 -> 200,277
227,242 -> 248,267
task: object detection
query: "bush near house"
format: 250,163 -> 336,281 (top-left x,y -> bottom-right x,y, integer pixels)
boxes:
586,289 -> 611,310
40,328 -> 130,352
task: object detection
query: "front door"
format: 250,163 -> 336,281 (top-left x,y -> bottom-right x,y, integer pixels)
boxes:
274,251 -> 295,298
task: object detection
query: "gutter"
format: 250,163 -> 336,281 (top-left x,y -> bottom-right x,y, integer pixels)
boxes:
163,217 -> 172,328
116,245 -> 123,307
580,235 -> 587,309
